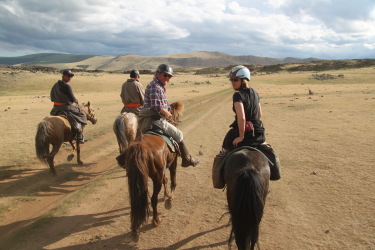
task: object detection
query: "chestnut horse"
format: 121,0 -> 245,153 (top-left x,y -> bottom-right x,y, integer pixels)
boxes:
116,102 -> 183,241
223,147 -> 270,250
35,102 -> 97,175
113,112 -> 139,153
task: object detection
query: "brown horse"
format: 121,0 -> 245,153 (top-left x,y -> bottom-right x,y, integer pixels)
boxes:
35,102 -> 97,175
223,148 -> 270,250
113,112 -> 139,153
116,102 -> 183,241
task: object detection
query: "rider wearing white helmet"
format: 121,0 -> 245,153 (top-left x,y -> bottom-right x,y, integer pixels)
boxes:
212,65 -> 281,188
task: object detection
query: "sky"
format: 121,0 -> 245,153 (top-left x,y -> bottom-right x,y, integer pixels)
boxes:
0,0 -> 374,59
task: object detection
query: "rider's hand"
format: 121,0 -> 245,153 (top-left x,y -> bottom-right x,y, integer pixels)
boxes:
160,109 -> 172,119
233,137 -> 244,147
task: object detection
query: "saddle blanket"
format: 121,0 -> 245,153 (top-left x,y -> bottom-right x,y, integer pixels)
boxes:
144,131 -> 178,153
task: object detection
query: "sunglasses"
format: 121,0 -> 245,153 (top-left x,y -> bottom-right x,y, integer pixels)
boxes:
229,78 -> 240,82
162,73 -> 172,78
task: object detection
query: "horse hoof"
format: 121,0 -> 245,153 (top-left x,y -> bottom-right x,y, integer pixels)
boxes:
131,231 -> 139,242
67,155 -> 74,161
78,160 -> 83,165
153,217 -> 161,226
165,199 -> 172,210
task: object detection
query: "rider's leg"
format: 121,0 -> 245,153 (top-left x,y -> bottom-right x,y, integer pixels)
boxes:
153,119 -> 199,167
76,123 -> 85,144
178,141 -> 199,167
258,144 -> 281,180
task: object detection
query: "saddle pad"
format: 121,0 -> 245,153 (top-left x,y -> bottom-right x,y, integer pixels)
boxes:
144,131 -> 176,152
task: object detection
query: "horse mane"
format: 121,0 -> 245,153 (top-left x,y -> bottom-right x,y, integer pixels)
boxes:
169,101 -> 184,127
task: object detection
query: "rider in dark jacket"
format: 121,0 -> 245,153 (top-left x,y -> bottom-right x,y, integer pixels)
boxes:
50,69 -> 87,144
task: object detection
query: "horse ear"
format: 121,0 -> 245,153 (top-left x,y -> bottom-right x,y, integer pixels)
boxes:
87,101 -> 90,106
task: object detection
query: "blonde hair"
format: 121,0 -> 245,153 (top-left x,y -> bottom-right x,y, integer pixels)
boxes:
240,79 -> 250,89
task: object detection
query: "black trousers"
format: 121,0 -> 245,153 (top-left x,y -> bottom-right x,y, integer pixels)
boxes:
222,128 -> 265,151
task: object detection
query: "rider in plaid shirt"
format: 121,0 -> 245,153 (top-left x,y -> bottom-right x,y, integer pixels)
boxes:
140,64 -> 199,168
142,78 -> 170,113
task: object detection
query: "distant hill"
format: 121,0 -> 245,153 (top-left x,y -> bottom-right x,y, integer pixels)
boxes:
96,52 -> 319,71
0,51 -> 319,71
0,53 -> 97,66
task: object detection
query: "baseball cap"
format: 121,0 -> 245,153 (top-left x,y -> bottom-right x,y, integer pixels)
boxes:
62,69 -> 74,77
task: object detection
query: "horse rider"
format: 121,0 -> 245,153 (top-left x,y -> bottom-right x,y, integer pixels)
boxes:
138,64 -> 199,167
50,69 -> 87,144
120,69 -> 145,115
213,65 -> 281,181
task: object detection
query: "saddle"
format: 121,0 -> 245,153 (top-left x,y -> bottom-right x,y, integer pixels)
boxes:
212,146 -> 276,189
144,131 -> 180,154
55,111 -> 81,135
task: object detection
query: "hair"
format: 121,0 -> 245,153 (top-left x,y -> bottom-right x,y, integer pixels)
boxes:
239,79 -> 250,90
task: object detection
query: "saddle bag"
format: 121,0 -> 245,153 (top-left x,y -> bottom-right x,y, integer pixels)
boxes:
212,153 -> 226,189
245,121 -> 255,136
245,121 -> 254,132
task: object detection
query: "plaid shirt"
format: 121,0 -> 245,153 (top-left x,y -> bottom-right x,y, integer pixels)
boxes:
142,78 -> 170,112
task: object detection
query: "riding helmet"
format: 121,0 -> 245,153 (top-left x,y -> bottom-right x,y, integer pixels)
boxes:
156,64 -> 173,76
227,65 -> 250,81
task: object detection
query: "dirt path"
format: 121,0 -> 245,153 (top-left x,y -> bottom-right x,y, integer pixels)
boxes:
1,83 -> 374,249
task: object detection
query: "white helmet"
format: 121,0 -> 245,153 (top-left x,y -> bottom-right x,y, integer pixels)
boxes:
227,65 -> 250,81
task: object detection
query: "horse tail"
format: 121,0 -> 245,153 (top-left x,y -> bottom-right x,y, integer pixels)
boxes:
127,142 -> 150,232
114,114 -> 128,153
229,169 -> 265,250
35,119 -> 52,164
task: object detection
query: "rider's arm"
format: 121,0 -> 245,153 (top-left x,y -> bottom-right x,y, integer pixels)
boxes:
60,81 -> 78,104
233,102 -> 245,146
160,108 -> 172,119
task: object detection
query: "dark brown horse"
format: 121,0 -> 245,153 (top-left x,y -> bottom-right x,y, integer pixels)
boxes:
116,102 -> 183,241
223,148 -> 270,250
35,102 -> 97,175
113,112 -> 139,153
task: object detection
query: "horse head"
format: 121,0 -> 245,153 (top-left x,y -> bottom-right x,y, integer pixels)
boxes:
169,101 -> 184,127
82,101 -> 97,125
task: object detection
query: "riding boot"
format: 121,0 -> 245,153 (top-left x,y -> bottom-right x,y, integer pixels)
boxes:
212,152 -> 226,189
178,141 -> 199,167
258,144 -> 281,180
65,114 -> 85,144
74,122 -> 85,144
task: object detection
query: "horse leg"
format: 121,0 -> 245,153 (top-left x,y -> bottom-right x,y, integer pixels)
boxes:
76,142 -> 83,165
163,175 -> 172,210
67,140 -> 76,161
169,159 -> 178,199
151,178 -> 163,226
47,142 -> 62,176
163,174 -> 169,199
165,159 -> 177,210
